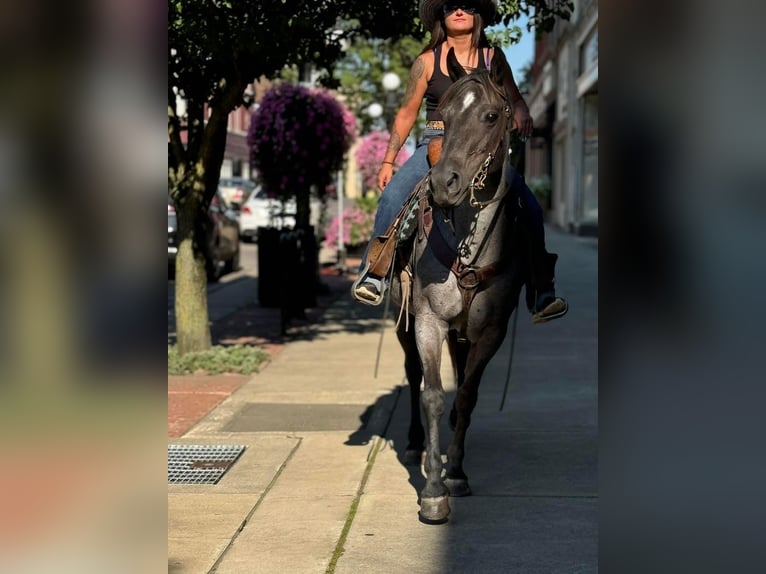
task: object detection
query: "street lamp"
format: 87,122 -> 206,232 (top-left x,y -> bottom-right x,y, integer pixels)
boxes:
381,72 -> 401,129
367,102 -> 383,122
382,71 -> 401,92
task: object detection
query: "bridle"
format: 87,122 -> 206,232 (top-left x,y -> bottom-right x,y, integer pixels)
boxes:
466,103 -> 512,209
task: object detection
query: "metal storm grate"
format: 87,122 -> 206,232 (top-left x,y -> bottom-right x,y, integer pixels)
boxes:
168,444 -> 246,484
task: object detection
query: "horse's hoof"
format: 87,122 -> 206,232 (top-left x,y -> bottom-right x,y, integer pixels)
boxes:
402,449 -> 423,466
418,495 -> 450,524
445,477 -> 472,497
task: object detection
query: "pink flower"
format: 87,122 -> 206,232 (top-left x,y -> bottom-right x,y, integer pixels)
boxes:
355,130 -> 411,192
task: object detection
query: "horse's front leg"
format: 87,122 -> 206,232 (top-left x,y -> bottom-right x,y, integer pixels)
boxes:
396,322 -> 424,466
414,315 -> 451,524
445,326 -> 507,498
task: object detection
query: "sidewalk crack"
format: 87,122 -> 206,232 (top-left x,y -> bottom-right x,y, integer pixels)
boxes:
326,436 -> 384,574
207,437 -> 303,574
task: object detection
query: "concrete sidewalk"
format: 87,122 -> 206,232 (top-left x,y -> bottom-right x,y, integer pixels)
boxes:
168,226 -> 598,574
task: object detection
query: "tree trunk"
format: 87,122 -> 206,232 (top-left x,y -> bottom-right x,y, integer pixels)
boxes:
170,80 -> 243,355
171,111 -> 231,355
290,188 -> 320,309
174,193 -> 212,354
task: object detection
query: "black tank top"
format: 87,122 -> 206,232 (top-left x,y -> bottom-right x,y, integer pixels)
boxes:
425,43 -> 489,122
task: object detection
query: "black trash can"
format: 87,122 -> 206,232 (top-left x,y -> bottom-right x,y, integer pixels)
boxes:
257,226 -> 319,312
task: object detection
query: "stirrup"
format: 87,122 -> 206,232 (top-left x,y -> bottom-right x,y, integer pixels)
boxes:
351,267 -> 386,306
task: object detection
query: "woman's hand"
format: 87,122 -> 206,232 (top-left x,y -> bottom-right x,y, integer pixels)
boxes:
377,163 -> 394,191
513,105 -> 533,141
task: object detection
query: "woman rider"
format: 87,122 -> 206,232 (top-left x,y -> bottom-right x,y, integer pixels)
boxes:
352,0 -> 567,324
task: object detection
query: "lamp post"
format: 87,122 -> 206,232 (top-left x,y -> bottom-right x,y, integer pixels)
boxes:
366,102 -> 383,131
381,71 -> 401,129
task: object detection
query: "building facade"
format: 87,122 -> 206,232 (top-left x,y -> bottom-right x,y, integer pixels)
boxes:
526,0 -> 598,235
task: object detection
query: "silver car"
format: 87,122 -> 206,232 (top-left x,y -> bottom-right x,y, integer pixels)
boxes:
168,191 -> 240,281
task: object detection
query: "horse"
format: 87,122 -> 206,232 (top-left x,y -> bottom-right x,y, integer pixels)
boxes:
389,48 -> 526,524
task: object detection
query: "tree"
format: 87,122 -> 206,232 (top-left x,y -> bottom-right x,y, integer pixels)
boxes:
168,0 -> 572,355
335,37 -> 425,135
169,1 -> 415,355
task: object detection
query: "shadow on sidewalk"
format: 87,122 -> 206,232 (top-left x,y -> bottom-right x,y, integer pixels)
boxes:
340,368 -> 597,571
169,271 -> 355,348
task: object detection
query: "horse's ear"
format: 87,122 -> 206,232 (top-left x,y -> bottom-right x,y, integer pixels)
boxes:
446,47 -> 467,82
489,47 -> 508,87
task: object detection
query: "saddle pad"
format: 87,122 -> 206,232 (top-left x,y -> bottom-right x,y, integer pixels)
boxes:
398,187 -> 423,241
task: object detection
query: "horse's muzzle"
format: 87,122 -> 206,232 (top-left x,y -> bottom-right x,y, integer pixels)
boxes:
429,164 -> 465,208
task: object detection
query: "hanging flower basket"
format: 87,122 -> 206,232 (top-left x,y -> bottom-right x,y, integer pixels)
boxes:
248,83 -> 356,208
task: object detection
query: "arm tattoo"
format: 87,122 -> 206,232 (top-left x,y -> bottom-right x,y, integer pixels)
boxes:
401,56 -> 425,108
387,131 -> 402,155
386,57 -> 424,155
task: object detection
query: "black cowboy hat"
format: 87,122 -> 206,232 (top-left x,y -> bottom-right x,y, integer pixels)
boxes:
419,0 -> 500,32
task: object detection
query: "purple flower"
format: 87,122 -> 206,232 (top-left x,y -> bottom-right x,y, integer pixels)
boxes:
249,83 -> 356,202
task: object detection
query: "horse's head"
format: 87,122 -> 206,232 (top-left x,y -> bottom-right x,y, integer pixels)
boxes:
429,48 -> 510,209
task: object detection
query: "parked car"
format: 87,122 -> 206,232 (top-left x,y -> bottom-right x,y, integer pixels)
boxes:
217,177 -> 257,209
168,191 -> 241,281
238,188 -> 321,242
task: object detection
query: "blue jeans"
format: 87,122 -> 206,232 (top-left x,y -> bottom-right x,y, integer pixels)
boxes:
505,164 -> 545,247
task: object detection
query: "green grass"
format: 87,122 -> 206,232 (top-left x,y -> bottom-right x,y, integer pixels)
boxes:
168,344 -> 269,375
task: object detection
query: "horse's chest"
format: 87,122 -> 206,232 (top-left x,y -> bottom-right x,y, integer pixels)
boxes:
415,275 -> 463,320
413,256 -> 513,333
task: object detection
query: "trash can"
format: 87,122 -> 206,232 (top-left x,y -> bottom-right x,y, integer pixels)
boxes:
257,226 -> 319,312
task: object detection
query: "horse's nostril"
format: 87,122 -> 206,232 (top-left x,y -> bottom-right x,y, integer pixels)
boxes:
447,172 -> 460,191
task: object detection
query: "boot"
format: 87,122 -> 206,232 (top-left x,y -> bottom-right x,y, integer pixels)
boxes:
527,252 -> 568,324
352,275 -> 385,305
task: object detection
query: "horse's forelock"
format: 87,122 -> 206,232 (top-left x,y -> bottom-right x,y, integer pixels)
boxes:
438,72 -> 504,118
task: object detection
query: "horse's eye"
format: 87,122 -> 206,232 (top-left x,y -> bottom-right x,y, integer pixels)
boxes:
485,112 -> 499,123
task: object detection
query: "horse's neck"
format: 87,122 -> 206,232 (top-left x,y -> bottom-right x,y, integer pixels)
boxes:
433,191 -> 510,265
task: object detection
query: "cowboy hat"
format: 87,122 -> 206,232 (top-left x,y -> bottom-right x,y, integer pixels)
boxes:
419,0 -> 500,32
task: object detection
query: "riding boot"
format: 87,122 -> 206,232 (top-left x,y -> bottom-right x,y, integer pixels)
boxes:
526,251 -> 568,324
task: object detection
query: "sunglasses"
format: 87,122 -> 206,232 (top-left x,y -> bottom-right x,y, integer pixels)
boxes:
443,3 -> 478,16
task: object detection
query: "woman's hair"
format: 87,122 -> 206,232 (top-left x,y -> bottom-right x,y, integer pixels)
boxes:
421,13 -> 491,55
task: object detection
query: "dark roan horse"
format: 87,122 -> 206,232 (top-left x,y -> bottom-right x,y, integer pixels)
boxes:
390,48 -> 526,524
